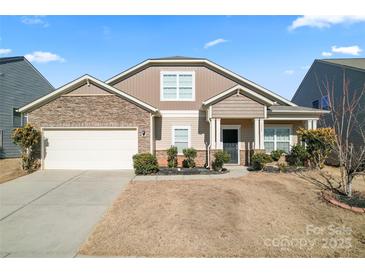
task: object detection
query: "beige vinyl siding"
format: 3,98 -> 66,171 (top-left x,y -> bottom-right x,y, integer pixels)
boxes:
212,93 -> 265,118
155,114 -> 209,150
113,66 -> 236,110
63,83 -> 111,96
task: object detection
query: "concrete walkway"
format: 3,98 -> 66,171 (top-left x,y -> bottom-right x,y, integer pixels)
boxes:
132,166 -> 249,182
0,170 -> 133,258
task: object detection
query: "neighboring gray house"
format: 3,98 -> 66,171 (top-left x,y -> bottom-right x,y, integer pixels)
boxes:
292,58 -> 365,148
0,56 -> 54,158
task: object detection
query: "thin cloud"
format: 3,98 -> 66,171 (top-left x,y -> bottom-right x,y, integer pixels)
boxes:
21,16 -> 49,27
288,15 -> 365,31
321,51 -> 333,57
204,38 -> 228,49
331,45 -> 362,56
283,70 -> 295,75
25,51 -> 65,63
300,65 -> 310,70
0,48 -> 12,56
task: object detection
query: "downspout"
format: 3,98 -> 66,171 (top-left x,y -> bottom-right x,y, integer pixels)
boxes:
206,106 -> 212,169
150,112 -> 157,154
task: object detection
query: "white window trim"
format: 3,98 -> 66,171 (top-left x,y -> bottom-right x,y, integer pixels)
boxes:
264,124 -> 293,153
160,71 -> 195,101
171,126 -> 191,155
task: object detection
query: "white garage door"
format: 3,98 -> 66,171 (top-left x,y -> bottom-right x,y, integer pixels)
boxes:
43,128 -> 138,170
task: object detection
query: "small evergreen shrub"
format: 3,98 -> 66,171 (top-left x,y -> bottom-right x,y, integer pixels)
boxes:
167,146 -> 178,168
132,153 -> 159,175
182,148 -> 197,168
297,128 -> 336,169
212,150 -> 230,171
251,152 -> 273,170
270,149 -> 286,161
286,144 -> 309,167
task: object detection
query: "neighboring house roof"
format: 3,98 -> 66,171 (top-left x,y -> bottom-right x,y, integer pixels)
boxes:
291,58 -> 365,102
106,57 -> 297,107
320,58 -> 365,72
268,105 -> 330,114
0,56 -> 55,90
202,84 -> 275,106
18,74 -> 158,113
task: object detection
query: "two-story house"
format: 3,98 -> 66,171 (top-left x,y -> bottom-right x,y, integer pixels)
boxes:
0,56 -> 54,158
19,56 -> 327,169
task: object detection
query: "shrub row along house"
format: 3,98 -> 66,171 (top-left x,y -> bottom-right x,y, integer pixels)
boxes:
18,56 -> 329,169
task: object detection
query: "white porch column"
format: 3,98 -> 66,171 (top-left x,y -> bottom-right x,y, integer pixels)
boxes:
254,118 -> 260,150
259,118 -> 265,150
305,119 -> 313,130
210,118 -> 216,149
216,118 -> 221,149
312,119 -> 317,129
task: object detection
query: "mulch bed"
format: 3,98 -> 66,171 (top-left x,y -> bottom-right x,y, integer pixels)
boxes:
157,167 -> 228,175
322,190 -> 365,213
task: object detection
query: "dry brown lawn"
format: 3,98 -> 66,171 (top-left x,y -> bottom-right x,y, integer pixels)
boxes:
0,158 -> 27,184
79,167 -> 365,257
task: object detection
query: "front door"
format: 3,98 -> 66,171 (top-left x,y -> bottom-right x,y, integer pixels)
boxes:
222,129 -> 239,164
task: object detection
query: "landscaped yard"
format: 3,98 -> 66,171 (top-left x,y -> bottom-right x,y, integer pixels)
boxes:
0,158 -> 27,184
79,167 -> 365,257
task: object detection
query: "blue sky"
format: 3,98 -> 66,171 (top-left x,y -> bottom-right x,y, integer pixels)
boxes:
1,15 -> 364,100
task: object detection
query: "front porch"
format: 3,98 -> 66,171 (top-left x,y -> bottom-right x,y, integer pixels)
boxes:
202,85 -> 324,166
208,118 -> 316,166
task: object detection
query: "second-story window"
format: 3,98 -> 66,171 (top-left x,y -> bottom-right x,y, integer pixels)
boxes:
161,71 -> 195,101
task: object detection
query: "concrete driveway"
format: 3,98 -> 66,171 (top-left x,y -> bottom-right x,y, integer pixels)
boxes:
0,169 -> 133,257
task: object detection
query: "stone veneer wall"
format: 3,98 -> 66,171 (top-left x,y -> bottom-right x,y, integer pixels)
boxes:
28,94 -> 151,153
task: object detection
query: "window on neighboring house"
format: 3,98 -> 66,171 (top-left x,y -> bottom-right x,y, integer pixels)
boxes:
321,95 -> 330,110
161,72 -> 195,101
264,127 -> 291,153
23,114 -> 28,126
13,108 -> 22,127
0,129 -> 3,150
172,126 -> 191,154
312,99 -> 319,109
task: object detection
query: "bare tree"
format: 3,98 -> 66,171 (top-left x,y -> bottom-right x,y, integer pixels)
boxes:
316,71 -> 365,197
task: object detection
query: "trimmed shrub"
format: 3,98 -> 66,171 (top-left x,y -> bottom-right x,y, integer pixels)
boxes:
212,150 -> 230,171
182,148 -> 197,168
132,153 -> 159,175
251,152 -> 273,170
297,128 -> 336,168
286,144 -> 309,167
270,149 -> 286,161
167,146 -> 178,168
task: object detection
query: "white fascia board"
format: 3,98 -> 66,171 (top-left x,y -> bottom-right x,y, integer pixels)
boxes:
19,75 -> 158,113
269,109 -> 330,114
160,110 -> 199,117
202,85 -> 274,106
105,58 -> 296,107
266,117 -> 320,121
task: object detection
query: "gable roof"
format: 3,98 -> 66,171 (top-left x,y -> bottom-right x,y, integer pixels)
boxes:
18,74 -> 158,113
0,56 -> 54,90
320,58 -> 365,71
202,84 -> 275,106
106,57 -> 297,106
